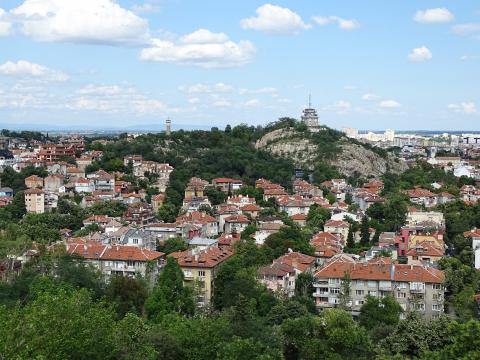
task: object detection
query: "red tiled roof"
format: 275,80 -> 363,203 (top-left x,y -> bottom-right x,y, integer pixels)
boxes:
176,247 -> 233,268
276,252 -> 315,272
325,220 -> 349,228
225,214 -> 250,223
24,188 -> 44,194
464,229 -> 480,238
314,258 -> 444,283
258,262 -> 295,277
241,204 -> 261,212
290,213 -> 307,220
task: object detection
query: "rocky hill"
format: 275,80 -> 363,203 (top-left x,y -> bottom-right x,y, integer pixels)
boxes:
255,127 -> 407,178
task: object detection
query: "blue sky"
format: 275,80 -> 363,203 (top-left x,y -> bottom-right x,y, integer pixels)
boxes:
0,0 -> 479,131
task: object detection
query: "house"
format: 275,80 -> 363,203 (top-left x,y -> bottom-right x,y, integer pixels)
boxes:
227,195 -> 256,207
25,175 -> 43,189
66,166 -> 85,179
24,188 -> 45,214
123,203 -> 155,225
241,203 -> 261,219
313,255 -> 445,318
404,188 -> 438,208
406,241 -> 444,264
176,211 -> 219,238
122,193 -> 142,205
174,247 -> 234,306
293,179 -> 323,198
0,186 -> 13,197
353,191 -> 384,211
290,213 -> 307,227
66,240 -> 165,279
276,251 -> 316,274
83,215 -> 113,229
310,232 -> 343,265
324,220 -> 350,241
44,174 -> 64,193
217,232 -> 241,250
74,177 -> 94,193
257,262 -> 296,297
187,237 -> 218,251
464,229 -> 480,269
263,188 -> 288,201
212,177 -> 243,193
122,228 -> 158,250
88,170 -> 115,193
436,192 -> 455,205
151,193 -> 165,212
184,177 -> 208,200
254,222 -> 284,246
144,223 -> 178,242
224,214 -> 250,234
277,195 -> 310,216
76,156 -> 93,172
123,155 -> 143,168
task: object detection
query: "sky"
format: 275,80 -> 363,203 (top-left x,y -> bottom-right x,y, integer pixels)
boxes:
0,0 -> 479,131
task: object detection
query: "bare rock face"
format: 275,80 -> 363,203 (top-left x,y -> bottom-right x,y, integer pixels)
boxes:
255,128 -> 408,178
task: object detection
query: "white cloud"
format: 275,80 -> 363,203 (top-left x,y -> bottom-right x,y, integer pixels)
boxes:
131,2 -> 160,14
243,99 -> 260,107
69,83 -> 176,114
414,8 -> 454,24
238,87 -> 277,95
460,55 -> 480,61
448,102 -> 477,114
0,60 -> 68,81
212,98 -> 231,107
379,100 -> 401,108
240,4 -> 310,34
179,82 -> 234,94
362,93 -> 380,101
408,46 -> 432,62
11,0 -> 149,45
188,97 -> 200,104
140,29 -> 255,68
0,8 -> 12,36
325,100 -> 352,114
214,82 -> 234,93
312,16 -> 360,30
452,23 -> 480,38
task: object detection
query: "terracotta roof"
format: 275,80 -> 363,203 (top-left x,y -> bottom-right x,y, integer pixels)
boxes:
152,193 -> 165,201
24,188 -> 44,194
176,211 -> 217,224
405,188 -> 436,198
66,241 -> 164,261
290,213 -> 307,220
314,257 -> 444,283
325,220 -> 349,228
258,262 -> 295,277
464,229 -> 480,238
176,247 -> 233,268
241,204 -> 261,212
213,177 -> 242,183
25,175 -> 43,181
225,214 -> 250,223
406,241 -> 444,258
276,252 -> 315,272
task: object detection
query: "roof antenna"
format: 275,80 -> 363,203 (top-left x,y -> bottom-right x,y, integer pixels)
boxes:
308,94 -> 312,108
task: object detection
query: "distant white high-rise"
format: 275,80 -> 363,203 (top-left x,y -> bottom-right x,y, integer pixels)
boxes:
342,127 -> 358,138
165,118 -> 172,136
301,95 -> 320,129
384,129 -> 395,142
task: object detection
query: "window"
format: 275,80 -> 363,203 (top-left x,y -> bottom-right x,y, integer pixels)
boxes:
368,291 -> 377,297
397,282 -> 407,289
127,260 -> 135,267
355,290 -> 364,296
355,300 -> 364,306
433,284 -> 442,290
198,271 -> 206,277
356,280 -> 364,286
330,288 -> 340,294
433,293 -> 442,301
329,278 -> 340,285
183,270 -> 192,277
432,304 -> 442,311
413,303 -> 425,311
368,281 -> 377,288
133,238 -> 139,244
397,292 -> 406,298
410,282 -> 425,291
379,280 -> 391,288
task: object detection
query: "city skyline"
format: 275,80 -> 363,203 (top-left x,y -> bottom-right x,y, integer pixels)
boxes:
1,0 -> 480,130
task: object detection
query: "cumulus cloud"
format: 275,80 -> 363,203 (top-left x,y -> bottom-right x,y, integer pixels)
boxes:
10,0 -> 149,45
69,83 -> 176,114
448,102 -> 477,114
243,99 -> 260,107
240,4 -> 310,34
312,16 -> 360,30
452,23 -> 480,38
0,8 -> 12,36
140,29 -> 255,68
414,8 -> 454,24
362,93 -> 380,101
0,60 -> 68,81
131,2 -> 160,14
408,46 -> 432,62
324,100 -> 352,114
379,100 -> 401,108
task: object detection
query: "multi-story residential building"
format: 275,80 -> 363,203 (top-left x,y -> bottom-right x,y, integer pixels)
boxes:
324,220 -> 350,241
66,240 -> 165,279
224,214 -> 250,234
44,174 -> 64,193
258,262 -> 297,297
174,247 -> 234,306
24,188 -> 45,214
313,255 -> 445,318
176,211 -> 219,237
87,170 -> 115,193
212,177 -> 243,193
404,188 -> 438,208
38,143 -> 77,162
464,228 -> 480,269
24,175 -> 43,189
